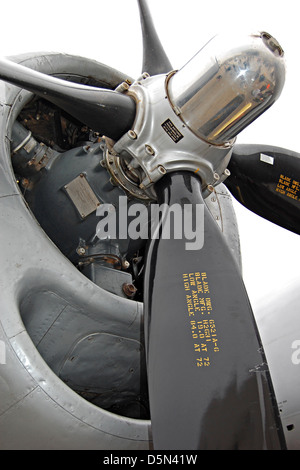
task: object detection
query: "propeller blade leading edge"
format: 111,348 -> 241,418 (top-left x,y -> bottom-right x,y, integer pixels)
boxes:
143,171 -> 286,449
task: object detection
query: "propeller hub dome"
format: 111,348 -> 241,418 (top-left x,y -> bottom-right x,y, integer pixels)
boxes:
167,32 -> 285,145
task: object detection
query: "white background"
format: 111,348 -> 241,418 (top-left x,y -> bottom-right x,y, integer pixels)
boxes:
1,0 -> 300,313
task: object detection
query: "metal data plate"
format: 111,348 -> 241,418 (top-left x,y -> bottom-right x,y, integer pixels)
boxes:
64,174 -> 100,219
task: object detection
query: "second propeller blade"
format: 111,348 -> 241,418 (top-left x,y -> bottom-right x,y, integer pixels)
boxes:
0,57 -> 136,141
225,144 -> 300,235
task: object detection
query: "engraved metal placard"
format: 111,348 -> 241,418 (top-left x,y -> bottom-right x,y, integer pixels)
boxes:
64,174 -> 100,219
161,118 -> 184,143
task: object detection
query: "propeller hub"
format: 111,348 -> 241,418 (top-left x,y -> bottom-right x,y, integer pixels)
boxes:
113,73 -> 232,199
112,32 -> 285,198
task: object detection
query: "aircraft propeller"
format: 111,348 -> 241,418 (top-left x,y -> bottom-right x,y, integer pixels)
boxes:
0,0 -> 291,449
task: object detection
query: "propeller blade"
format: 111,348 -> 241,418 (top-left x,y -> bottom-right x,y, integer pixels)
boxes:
225,143 -> 300,235
0,57 -> 136,141
137,0 -> 173,75
144,171 -> 286,450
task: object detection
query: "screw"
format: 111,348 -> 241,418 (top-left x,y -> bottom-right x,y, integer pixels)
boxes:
122,283 -> 137,298
128,130 -> 137,140
158,165 -> 166,174
122,260 -> 130,270
115,81 -> 130,93
145,144 -> 155,156
21,177 -> 31,189
173,105 -> 181,116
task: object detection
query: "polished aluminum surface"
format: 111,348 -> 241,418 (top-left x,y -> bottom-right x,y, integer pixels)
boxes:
167,32 -> 285,145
